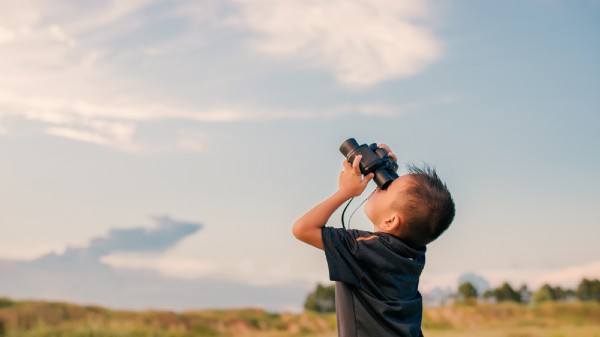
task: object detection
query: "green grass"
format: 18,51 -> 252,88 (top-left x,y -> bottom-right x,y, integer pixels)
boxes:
0,297 -> 598,337
0,299 -> 336,337
423,301 -> 600,337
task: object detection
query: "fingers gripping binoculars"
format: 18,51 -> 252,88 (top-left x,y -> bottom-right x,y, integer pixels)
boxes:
339,138 -> 399,190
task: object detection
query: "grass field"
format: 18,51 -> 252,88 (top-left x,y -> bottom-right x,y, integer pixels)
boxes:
423,301 -> 600,337
1,297 -> 598,336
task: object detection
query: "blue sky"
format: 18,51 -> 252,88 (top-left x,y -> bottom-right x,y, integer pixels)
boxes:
1,0 -> 599,311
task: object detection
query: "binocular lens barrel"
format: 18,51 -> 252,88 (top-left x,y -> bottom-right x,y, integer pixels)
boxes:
339,138 -> 360,158
374,170 -> 397,190
340,138 -> 379,168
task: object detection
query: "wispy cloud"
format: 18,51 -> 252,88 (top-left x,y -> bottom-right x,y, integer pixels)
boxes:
234,0 -> 441,87
101,252 -> 329,288
0,0 -> 445,151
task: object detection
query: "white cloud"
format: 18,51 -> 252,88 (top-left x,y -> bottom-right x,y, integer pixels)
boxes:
532,260 -> 600,288
0,1 -> 270,151
45,126 -> 139,152
48,25 -> 76,47
101,252 -> 327,287
235,0 -> 441,87
177,130 -> 207,154
46,127 -> 113,146
0,27 -> 16,44
0,0 -> 447,151
100,254 -> 221,278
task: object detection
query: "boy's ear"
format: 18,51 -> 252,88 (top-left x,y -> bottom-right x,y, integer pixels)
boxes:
381,214 -> 402,232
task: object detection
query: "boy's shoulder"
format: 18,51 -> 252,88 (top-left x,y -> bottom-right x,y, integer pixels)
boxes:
324,227 -> 426,263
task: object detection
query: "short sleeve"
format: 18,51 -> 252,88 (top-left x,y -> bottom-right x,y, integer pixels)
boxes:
322,227 -> 365,286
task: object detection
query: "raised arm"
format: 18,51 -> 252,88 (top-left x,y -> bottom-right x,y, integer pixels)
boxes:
292,155 -> 374,250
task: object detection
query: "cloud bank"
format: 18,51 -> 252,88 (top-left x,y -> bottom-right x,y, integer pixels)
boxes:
0,216 -> 306,311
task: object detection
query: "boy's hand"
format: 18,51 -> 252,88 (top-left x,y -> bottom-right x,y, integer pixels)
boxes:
339,155 -> 374,198
378,143 -> 398,162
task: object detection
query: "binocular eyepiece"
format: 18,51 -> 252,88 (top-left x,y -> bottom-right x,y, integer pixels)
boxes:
339,138 -> 399,190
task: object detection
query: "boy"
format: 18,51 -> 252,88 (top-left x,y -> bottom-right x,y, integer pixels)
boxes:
292,144 -> 455,337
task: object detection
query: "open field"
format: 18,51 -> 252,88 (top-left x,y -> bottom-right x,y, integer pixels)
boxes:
423,301 -> 600,337
1,297 -> 598,336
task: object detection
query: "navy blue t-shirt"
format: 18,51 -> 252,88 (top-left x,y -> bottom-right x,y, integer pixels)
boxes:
322,227 -> 426,337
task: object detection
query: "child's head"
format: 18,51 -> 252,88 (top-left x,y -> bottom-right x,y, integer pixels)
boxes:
365,164 -> 455,248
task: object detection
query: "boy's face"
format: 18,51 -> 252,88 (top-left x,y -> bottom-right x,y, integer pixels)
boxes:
364,175 -> 414,227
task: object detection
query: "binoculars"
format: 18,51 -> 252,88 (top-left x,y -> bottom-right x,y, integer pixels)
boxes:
339,138 -> 399,190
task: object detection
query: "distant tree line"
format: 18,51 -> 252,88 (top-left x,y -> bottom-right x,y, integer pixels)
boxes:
304,278 -> 600,312
457,278 -> 600,304
304,283 -> 336,313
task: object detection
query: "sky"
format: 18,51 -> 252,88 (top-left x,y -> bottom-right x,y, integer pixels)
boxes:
1,0 -> 599,312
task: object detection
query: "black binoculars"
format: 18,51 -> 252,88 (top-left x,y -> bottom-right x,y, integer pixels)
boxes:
339,138 -> 399,190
